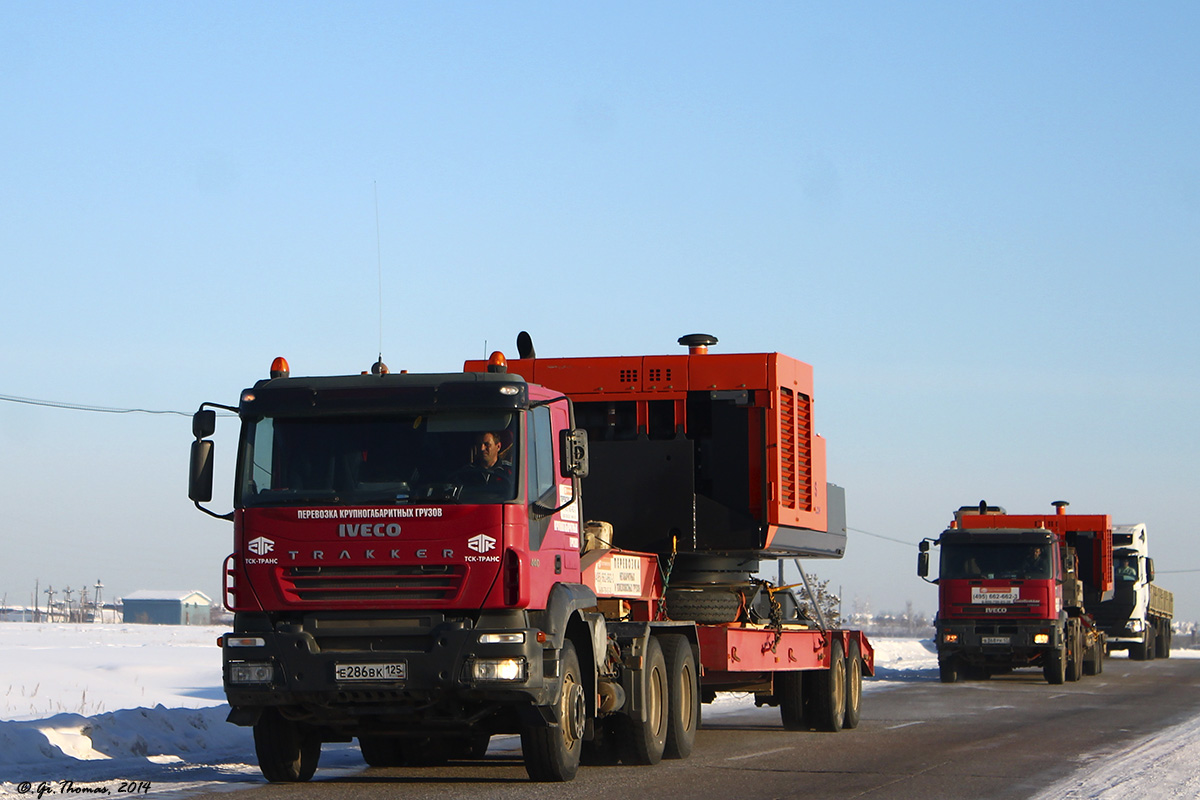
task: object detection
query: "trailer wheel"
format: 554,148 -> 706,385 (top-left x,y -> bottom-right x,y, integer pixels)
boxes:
661,635 -> 699,759
521,640 -> 585,782
844,639 -> 862,730
253,708 -> 321,782
804,640 -> 845,732
620,635 -> 669,765
938,656 -> 961,684
1043,645 -> 1066,685
777,671 -> 805,731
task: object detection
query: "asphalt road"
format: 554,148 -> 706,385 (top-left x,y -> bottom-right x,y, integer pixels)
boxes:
188,654 -> 1200,800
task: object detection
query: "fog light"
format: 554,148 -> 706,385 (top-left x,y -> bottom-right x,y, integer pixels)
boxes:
229,662 -> 274,684
943,632 -> 959,644
472,657 -> 527,682
479,632 -> 525,645
1034,633 -> 1050,645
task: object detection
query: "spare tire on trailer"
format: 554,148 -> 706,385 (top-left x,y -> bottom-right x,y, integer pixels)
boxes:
665,587 -> 742,624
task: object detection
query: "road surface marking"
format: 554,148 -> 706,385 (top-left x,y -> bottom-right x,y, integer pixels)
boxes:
726,747 -> 794,761
887,721 -> 925,730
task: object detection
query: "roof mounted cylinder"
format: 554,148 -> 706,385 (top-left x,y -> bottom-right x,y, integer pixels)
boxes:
678,333 -> 718,355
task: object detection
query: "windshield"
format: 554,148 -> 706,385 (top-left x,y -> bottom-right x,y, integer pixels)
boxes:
238,411 -> 518,507
940,542 -> 1054,580
1115,555 -> 1139,582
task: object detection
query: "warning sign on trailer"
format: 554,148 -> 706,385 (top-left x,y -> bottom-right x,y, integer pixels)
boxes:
592,553 -> 645,597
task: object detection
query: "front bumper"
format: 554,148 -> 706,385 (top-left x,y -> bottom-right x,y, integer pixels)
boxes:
935,619 -> 1063,666
222,615 -> 559,730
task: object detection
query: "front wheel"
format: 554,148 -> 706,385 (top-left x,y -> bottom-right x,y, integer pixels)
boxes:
938,656 -> 961,684
254,709 -> 321,782
1043,645 -> 1066,685
521,640 -> 585,782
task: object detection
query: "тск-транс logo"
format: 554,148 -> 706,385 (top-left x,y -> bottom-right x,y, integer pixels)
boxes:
248,536 -> 275,556
468,534 -> 496,554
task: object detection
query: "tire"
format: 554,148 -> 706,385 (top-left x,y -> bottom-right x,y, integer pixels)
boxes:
844,639 -> 863,730
521,640 -> 585,782
777,671 -> 805,731
620,635 -> 669,765
664,588 -> 741,624
1145,627 -> 1157,661
459,734 -> 491,759
1083,638 -> 1102,676
1043,645 -> 1066,685
1067,627 -> 1084,682
358,736 -> 403,767
938,656 -> 961,684
1131,631 -> 1150,661
1156,621 -> 1171,659
399,738 -> 452,767
253,708 -> 321,782
661,635 -> 699,759
805,640 -> 845,732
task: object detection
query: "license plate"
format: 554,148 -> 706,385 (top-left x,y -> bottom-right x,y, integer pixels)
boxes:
335,662 -> 406,682
981,637 -> 1010,645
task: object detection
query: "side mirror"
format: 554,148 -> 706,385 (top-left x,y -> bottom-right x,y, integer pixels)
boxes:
193,409 -> 217,439
919,540 -> 931,553
1146,557 -> 1155,583
560,428 -> 589,479
917,551 -> 930,579
189,439 -> 215,503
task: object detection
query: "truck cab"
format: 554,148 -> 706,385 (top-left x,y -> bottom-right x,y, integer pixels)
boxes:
1093,523 -> 1174,659
190,359 -> 600,781
919,501 -> 1110,684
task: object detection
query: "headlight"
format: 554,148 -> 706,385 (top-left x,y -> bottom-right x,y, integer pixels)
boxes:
229,661 -> 274,684
472,657 -> 527,682
478,632 -> 525,645
1127,621 -> 1145,633
1034,633 -> 1050,645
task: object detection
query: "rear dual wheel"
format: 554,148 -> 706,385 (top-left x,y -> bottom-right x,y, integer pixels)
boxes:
661,635 -> 700,759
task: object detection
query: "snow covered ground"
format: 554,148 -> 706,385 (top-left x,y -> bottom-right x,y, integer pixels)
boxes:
0,623 -> 1194,799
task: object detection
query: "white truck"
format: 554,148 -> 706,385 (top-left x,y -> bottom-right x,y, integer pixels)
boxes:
1093,524 -> 1174,660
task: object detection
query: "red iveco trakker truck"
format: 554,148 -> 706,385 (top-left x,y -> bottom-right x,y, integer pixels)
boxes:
919,501 -> 1112,684
189,333 -> 872,783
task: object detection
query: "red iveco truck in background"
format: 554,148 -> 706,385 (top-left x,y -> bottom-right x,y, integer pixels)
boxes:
919,501 -> 1113,684
189,333 -> 872,783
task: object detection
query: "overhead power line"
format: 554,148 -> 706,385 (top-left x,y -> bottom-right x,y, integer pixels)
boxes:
0,393 -> 190,417
848,526 -> 919,548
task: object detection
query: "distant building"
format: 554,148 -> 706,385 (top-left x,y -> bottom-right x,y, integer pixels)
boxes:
121,590 -> 213,625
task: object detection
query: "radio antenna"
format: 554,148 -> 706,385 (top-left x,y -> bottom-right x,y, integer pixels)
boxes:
374,181 -> 384,367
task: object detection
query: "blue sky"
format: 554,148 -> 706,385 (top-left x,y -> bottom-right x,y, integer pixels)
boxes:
2,3 -> 1197,620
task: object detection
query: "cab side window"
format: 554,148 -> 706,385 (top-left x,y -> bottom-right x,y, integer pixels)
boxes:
530,405 -> 555,503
